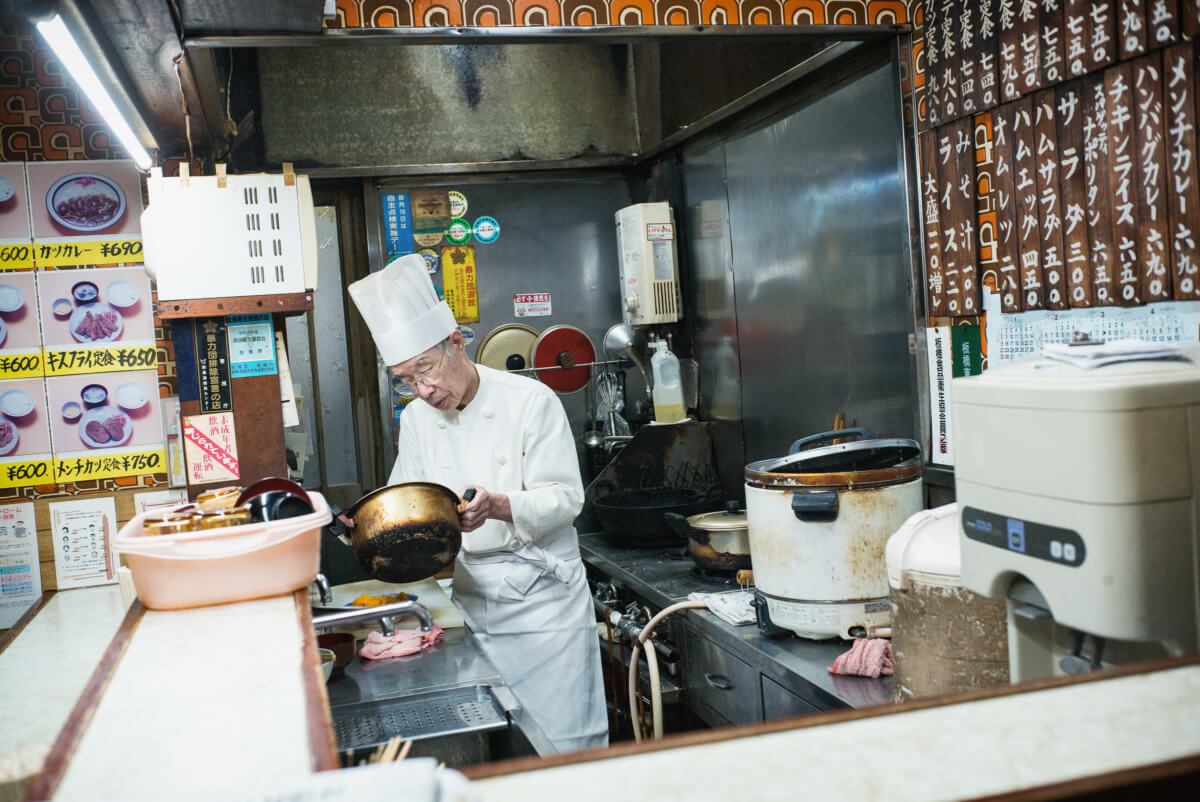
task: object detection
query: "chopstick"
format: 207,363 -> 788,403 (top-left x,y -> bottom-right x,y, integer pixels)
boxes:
380,735 -> 404,762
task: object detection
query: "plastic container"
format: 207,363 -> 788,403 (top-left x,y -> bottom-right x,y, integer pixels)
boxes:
650,340 -> 686,423
114,491 -> 331,610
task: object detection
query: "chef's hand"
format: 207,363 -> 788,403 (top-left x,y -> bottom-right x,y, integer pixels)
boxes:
458,486 -> 513,532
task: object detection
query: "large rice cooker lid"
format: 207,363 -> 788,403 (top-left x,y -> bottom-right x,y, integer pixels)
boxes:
745,437 -> 922,489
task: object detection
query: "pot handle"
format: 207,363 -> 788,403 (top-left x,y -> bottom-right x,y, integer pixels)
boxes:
664,512 -> 705,543
456,487 -> 478,514
792,491 -> 839,522
326,503 -> 353,547
788,427 -> 877,454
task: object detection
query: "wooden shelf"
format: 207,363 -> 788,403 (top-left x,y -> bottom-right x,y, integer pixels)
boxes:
155,292 -> 314,319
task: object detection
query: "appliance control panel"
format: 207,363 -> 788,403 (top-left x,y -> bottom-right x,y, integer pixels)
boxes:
962,506 -> 1087,567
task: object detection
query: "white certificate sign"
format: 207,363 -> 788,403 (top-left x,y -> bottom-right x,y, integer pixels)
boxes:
0,501 -> 40,628
926,326 -> 954,466
50,496 -> 119,589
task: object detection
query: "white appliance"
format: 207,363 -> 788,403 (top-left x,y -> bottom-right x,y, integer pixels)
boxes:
953,348 -> 1200,682
141,166 -> 317,301
615,202 -> 681,326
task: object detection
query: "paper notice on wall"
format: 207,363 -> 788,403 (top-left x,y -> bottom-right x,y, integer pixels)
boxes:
513,292 -> 552,318
276,331 -> 300,428
927,327 -> 953,465
0,501 -> 39,628
50,496 -> 119,590
183,411 -> 239,484
441,245 -> 479,323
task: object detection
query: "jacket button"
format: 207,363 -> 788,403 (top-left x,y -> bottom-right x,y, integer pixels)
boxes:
497,455 -> 507,466
437,421 -> 447,429
483,408 -> 495,419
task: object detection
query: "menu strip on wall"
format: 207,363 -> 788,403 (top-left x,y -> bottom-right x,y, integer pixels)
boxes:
1019,1 -> 1043,96
1083,72 -> 1118,305
1118,1 -> 1148,62
1056,80 -> 1095,307
925,0 -> 941,128
938,121 -> 967,314
974,111 -> 999,315
999,0 -> 1026,103
1088,2 -> 1118,74
1065,0 -> 1091,78
1131,52 -> 1173,301
1105,61 -> 1144,305
954,118 -> 981,314
920,132 -> 947,316
1034,89 -> 1069,309
939,0 -> 961,122
991,105 -> 1023,312
1040,0 -> 1066,88
977,0 -> 1000,111
1012,97 -> 1046,309
1147,0 -> 1180,46
1164,42 -> 1200,299
960,0 -> 982,118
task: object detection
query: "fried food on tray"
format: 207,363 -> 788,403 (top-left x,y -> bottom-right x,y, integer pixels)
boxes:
349,592 -> 409,607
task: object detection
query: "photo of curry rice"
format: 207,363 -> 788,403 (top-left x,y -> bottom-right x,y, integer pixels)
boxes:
350,592 -> 410,607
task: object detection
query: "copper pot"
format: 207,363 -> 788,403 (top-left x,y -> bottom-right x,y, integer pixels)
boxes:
333,483 -> 474,584
665,502 -> 752,575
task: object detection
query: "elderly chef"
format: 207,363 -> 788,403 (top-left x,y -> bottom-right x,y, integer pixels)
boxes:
347,254 -> 608,752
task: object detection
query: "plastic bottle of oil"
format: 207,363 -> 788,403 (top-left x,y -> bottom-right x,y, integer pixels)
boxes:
650,340 -> 687,423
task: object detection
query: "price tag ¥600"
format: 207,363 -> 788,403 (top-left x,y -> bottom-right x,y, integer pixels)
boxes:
0,243 -> 35,270
0,459 -> 56,489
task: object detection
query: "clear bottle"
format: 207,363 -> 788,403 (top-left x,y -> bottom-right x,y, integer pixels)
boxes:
650,340 -> 687,423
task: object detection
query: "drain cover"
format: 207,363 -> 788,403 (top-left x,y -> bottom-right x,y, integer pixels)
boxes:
332,685 -> 508,751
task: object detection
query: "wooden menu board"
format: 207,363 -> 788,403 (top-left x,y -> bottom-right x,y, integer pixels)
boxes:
1087,1 -> 1119,74
1065,0 -> 1091,78
1131,53 -> 1172,301
939,0 -> 962,122
925,0 -> 941,128
991,105 -> 1023,312
959,0 -> 981,119
1012,97 -> 1046,308
1055,80 -> 1095,307
1118,1 -> 1148,61
1040,1 -> 1066,88
1082,73 -> 1119,305
998,0 -> 1026,103
920,131 -> 947,315
1163,41 -> 1200,298
976,0 -> 1000,110
1104,62 -> 1144,305
1034,89 -> 1069,309
974,112 -> 999,315
939,120 -> 978,316
1146,0 -> 1180,46
1019,2 -> 1043,98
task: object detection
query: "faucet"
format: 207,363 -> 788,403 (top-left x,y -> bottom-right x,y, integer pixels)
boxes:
311,600 -> 435,635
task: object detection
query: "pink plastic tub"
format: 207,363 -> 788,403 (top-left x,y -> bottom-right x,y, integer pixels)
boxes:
115,491 -> 331,611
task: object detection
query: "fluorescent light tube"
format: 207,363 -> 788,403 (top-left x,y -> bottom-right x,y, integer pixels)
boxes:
35,14 -> 153,170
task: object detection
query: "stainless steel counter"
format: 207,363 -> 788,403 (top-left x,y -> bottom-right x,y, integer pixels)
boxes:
580,533 -> 894,714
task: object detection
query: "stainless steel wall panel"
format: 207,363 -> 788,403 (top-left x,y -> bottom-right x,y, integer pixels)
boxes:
721,58 -> 917,461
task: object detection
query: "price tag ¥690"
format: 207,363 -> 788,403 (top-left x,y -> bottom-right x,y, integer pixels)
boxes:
33,239 -> 143,268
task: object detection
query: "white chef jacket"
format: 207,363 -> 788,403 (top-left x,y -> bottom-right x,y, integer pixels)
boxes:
389,364 -> 608,752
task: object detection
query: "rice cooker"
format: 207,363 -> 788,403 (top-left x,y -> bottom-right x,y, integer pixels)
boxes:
744,428 -> 923,640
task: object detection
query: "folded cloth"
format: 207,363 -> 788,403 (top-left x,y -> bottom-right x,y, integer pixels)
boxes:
358,625 -> 445,660
828,638 -> 893,678
687,591 -> 756,626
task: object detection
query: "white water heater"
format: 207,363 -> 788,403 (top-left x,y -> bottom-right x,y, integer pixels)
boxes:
615,202 -> 681,326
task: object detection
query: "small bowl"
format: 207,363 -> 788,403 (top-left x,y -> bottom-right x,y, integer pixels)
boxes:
245,490 -> 313,523
317,632 -> 355,678
0,284 -> 24,314
71,281 -> 99,305
52,297 -> 73,318
80,384 -> 107,407
114,381 -> 148,411
61,401 -> 82,421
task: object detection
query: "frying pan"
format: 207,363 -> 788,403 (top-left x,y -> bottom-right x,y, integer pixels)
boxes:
329,482 -> 475,584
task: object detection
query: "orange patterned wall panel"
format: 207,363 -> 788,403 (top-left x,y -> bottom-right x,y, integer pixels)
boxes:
412,0 -> 465,26
514,0 -> 561,25
562,0 -> 611,26
782,0 -> 825,24
866,0 -> 908,23
657,1 -> 702,26
740,0 -> 783,25
609,0 -> 654,26
700,0 -> 740,24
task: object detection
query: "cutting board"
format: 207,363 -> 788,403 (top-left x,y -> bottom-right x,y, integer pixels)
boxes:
323,578 -> 464,638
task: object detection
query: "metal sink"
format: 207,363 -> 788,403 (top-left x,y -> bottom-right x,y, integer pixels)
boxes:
331,684 -> 508,751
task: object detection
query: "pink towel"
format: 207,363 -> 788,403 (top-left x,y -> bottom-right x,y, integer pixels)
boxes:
358,625 -> 445,660
828,637 -> 893,678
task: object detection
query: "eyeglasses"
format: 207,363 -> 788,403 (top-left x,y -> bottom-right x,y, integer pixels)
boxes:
394,349 -> 447,388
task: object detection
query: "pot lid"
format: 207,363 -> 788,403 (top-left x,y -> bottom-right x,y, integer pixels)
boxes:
687,501 -> 747,531
476,323 -> 539,372
749,437 -> 921,475
531,324 -> 596,394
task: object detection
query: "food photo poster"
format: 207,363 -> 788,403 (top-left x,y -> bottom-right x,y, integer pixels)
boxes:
25,160 -> 143,243
0,163 -> 33,269
0,272 -> 43,378
46,371 -> 163,456
50,496 -> 119,590
36,266 -> 154,350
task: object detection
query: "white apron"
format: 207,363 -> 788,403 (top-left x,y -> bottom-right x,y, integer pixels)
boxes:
390,365 -> 608,752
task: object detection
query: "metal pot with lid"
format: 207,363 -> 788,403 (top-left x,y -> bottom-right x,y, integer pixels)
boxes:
664,501 -> 752,575
744,428 -> 923,640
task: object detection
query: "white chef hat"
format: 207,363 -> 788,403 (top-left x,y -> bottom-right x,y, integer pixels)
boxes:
347,253 -> 457,366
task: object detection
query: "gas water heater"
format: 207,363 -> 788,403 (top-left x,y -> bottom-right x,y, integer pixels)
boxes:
615,202 -> 682,326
